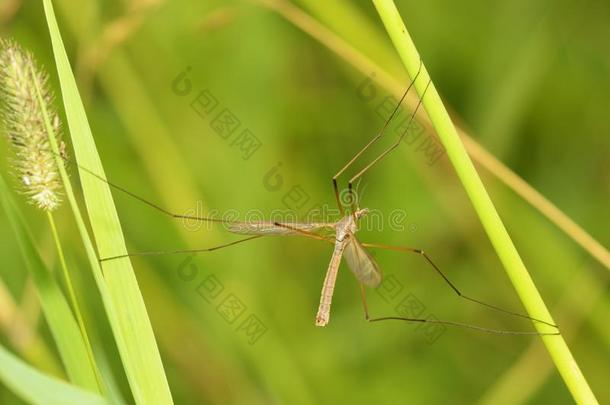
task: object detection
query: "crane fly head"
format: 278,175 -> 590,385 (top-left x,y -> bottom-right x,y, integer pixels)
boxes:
354,207 -> 369,221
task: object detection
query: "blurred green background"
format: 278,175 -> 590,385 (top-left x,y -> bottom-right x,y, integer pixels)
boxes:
1,0 -> 609,404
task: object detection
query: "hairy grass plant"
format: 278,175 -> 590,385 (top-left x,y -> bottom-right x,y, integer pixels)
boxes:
42,0 -> 173,403
0,38 -> 102,393
0,38 -> 64,211
370,0 -> 598,403
1,19 -> 171,403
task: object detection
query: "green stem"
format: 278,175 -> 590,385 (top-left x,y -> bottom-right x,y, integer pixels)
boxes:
28,57 -> 105,394
46,211 -> 104,394
370,1 -> 598,403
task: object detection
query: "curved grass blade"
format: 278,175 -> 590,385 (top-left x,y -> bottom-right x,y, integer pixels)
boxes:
370,1 -> 598,403
0,343 -> 107,405
41,0 -> 173,403
0,174 -> 99,391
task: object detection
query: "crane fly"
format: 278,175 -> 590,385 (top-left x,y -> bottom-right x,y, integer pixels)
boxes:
69,59 -> 559,336
228,207 -> 378,326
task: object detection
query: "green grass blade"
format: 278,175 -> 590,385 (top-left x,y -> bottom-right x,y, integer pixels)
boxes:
41,0 -> 173,403
0,174 -> 99,391
0,343 -> 107,405
370,1 -> 598,403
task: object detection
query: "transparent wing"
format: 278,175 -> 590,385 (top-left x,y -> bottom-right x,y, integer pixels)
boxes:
227,221 -> 331,236
343,236 -> 382,288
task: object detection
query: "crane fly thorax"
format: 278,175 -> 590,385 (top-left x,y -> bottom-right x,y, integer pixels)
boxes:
335,216 -> 355,241
335,207 -> 369,242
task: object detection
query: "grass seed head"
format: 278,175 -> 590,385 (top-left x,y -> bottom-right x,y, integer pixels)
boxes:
0,38 -> 66,211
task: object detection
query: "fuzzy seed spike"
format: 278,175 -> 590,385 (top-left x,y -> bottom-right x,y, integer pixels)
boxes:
0,38 -> 66,211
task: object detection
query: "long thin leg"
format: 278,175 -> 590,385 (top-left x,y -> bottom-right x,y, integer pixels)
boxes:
100,222 -> 337,262
360,242 -> 558,329
99,235 -> 265,262
347,78 -> 432,210
58,152 -> 236,226
57,154 -> 337,261
272,222 -> 334,244
332,59 -> 423,212
359,283 -> 559,336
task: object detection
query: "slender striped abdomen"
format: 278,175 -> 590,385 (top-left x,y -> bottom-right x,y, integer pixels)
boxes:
315,239 -> 347,326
